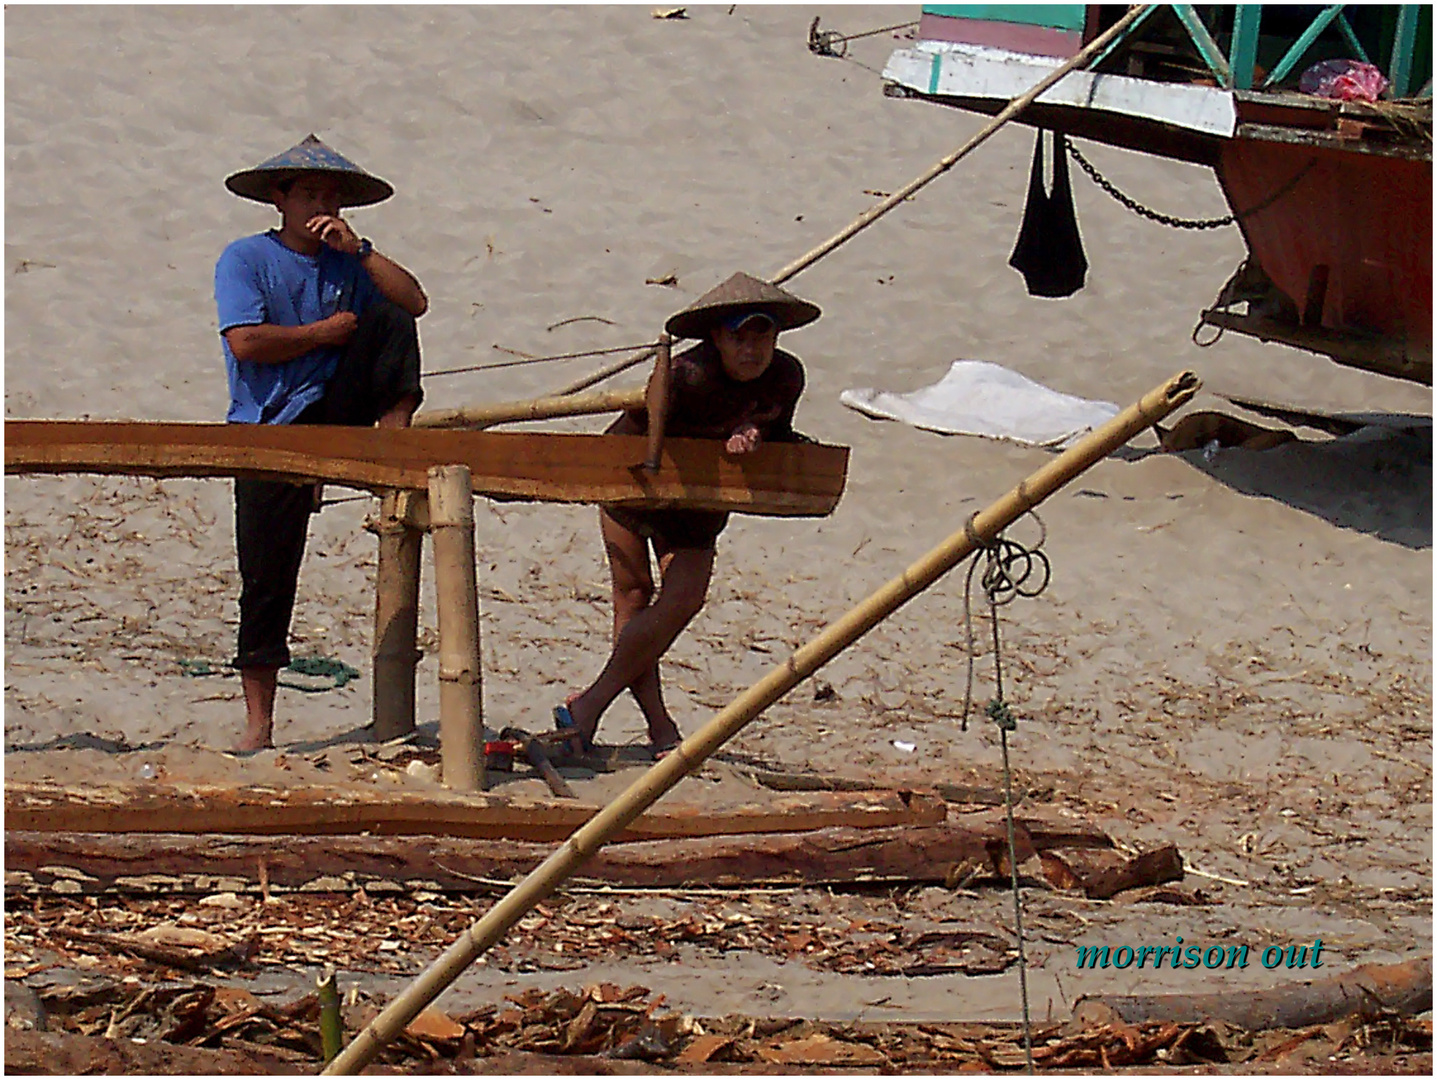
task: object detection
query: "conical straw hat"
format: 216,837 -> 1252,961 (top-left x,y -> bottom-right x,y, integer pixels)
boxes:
225,134 -> 394,207
664,272 -> 821,340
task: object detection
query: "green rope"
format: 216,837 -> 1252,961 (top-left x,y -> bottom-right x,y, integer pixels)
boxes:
177,655 -> 360,693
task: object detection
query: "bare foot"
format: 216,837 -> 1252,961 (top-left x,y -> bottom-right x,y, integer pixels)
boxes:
235,723 -> 274,754
646,717 -> 680,755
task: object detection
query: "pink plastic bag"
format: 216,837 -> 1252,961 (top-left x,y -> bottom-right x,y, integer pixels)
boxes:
1298,59 -> 1389,102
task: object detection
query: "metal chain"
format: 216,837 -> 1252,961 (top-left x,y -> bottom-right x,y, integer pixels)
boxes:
1066,141 -> 1234,229
1068,141 -> 1318,231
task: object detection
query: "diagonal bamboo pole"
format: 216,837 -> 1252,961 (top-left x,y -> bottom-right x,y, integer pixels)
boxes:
324,368 -> 1200,1075
550,5 -> 1151,397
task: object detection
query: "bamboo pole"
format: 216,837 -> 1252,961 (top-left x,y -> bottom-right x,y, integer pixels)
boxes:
368,491 -> 424,741
549,5 -> 1150,396
427,465 -> 484,792
323,369 -> 1200,1075
412,386 -> 644,430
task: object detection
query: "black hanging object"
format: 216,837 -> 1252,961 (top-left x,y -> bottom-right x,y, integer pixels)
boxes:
1008,130 -> 1088,298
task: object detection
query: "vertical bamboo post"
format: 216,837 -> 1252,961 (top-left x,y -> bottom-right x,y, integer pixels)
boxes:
369,490 -> 424,741
324,370 -> 1202,1075
427,465 -> 484,791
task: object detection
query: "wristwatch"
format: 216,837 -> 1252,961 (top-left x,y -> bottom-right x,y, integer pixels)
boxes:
356,238 -> 374,261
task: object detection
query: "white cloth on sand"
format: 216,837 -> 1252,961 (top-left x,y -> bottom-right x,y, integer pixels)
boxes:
840,360 -> 1120,449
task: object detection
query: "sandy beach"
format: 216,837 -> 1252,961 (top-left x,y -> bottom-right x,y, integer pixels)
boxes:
5,3 -> 1431,1059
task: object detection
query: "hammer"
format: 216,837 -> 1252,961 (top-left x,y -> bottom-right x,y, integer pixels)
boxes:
642,333 -> 672,472
500,726 -> 577,800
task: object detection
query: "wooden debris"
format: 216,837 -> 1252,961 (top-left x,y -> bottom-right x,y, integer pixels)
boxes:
676,1032 -> 736,1064
4,422 -> 849,517
48,924 -> 256,975
9,889 -> 1012,982
758,1031 -> 888,1066
1074,955 -> 1433,1030
7,974 -> 1431,1073
1040,843 -> 1184,899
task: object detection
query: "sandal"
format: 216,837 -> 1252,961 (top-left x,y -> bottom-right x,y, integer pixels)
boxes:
553,703 -> 595,756
650,739 -> 681,762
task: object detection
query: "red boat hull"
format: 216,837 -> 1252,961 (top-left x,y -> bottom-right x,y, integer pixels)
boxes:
1218,140 -> 1432,347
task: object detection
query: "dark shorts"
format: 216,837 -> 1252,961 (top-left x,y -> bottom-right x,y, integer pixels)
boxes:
232,300 -> 421,670
602,505 -> 730,551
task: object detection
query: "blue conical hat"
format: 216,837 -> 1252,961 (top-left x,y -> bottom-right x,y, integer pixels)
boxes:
225,134 -> 394,207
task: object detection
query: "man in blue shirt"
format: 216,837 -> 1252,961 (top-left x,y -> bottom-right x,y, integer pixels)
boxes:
216,134 -> 428,752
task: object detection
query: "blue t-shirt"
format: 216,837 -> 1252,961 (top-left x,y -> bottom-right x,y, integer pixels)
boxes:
215,231 -> 380,424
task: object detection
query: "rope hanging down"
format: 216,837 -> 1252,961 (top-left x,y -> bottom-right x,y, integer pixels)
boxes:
958,513 -> 1052,1076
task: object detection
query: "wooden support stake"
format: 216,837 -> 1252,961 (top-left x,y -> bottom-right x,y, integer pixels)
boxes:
368,491 -> 425,741
427,465 -> 484,792
324,369 -> 1201,1075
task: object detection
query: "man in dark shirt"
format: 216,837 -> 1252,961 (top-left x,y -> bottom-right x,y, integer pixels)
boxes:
555,273 -> 820,759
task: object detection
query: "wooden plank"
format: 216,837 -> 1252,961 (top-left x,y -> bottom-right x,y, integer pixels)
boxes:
2,782 -> 945,842
4,814 -> 1113,892
3,422 -> 849,518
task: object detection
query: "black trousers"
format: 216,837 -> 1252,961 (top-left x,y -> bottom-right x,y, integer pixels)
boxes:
232,301 -> 421,670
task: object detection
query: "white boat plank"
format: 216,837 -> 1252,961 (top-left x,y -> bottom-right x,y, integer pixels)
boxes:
884,44 -> 1236,138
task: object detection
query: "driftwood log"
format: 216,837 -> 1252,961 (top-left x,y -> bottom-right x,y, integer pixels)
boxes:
5,814 -> 1114,893
3,782 -> 947,842
4,422 -> 848,515
1074,956 -> 1433,1030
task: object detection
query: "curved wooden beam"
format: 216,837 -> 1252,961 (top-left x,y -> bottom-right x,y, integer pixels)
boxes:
4,421 -> 848,517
